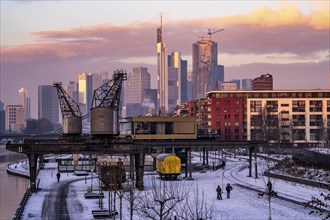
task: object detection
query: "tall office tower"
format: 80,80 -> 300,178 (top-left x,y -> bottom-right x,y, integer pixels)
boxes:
91,72 -> 108,92
157,14 -> 169,113
144,89 -> 157,113
126,67 -> 151,117
65,81 -> 78,103
38,85 -> 59,124
181,60 -> 188,103
18,87 -> 31,119
242,79 -> 253,90
77,73 -> 92,116
192,39 -> 224,99
167,52 -> 181,111
187,71 -> 194,101
252,73 -> 273,90
0,101 -> 5,133
5,105 -> 26,133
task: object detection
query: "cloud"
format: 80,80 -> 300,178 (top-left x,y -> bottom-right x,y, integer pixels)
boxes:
2,2 -> 329,65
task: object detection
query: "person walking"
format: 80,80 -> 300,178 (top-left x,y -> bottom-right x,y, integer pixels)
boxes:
267,180 -> 272,195
226,183 -> 233,199
216,185 -> 222,200
56,172 -> 61,183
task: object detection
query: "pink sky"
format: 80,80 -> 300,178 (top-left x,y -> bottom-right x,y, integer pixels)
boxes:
0,1 -> 329,118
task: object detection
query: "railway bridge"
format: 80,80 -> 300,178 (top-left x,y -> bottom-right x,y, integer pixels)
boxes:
6,137 -> 264,192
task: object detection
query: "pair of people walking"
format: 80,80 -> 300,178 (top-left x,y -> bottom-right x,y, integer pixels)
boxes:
216,183 -> 233,200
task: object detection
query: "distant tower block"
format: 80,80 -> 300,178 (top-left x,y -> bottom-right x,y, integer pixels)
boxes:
53,82 -> 82,135
90,69 -> 127,136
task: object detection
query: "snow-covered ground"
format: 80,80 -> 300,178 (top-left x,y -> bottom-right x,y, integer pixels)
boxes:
16,155 -> 328,220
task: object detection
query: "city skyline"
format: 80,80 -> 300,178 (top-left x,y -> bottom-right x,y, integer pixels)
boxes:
1,0 -> 329,118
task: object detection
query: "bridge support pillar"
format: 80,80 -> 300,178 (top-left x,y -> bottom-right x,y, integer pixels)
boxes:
184,149 -> 188,178
254,147 -> 258,179
187,148 -> 193,180
28,153 -> 39,193
134,152 -> 145,190
248,147 -> 253,177
129,153 -> 134,180
202,147 -> 206,165
206,148 -> 209,166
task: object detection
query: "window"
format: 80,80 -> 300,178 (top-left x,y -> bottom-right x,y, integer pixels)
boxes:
266,101 -> 278,112
216,108 -> 220,113
310,100 -> 322,112
250,101 -> 262,112
292,100 -> 305,112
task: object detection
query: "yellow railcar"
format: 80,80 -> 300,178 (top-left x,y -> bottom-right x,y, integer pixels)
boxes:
156,154 -> 181,179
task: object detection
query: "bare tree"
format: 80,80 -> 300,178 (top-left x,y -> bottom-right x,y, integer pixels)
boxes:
251,106 -> 279,144
123,178 -> 140,220
175,183 -> 218,219
278,113 -> 294,147
136,176 -> 190,220
258,154 -> 277,220
320,118 -> 328,147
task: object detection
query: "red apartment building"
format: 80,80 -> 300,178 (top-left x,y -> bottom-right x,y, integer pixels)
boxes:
188,96 -> 244,141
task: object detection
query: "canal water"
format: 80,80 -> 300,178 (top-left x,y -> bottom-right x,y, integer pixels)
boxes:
0,144 -> 30,220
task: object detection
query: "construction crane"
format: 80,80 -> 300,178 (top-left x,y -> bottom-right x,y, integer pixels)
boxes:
207,28 -> 224,39
53,82 -> 82,135
198,28 -> 224,41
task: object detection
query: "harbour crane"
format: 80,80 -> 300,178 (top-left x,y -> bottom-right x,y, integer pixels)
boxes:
90,69 -> 127,136
53,82 -> 82,135
91,69 -> 127,110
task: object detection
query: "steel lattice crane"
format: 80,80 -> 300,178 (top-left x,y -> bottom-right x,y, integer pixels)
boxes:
53,82 -> 81,118
90,69 -> 127,136
91,69 -> 127,110
53,82 -> 82,135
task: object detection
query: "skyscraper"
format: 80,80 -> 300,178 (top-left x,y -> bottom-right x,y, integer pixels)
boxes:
157,13 -> 169,113
126,67 -> 151,116
91,72 -> 108,92
181,60 -> 188,103
242,79 -> 253,90
65,81 -> 78,103
77,73 -> 92,116
192,39 -> 224,99
38,85 -> 59,124
18,87 -> 31,119
168,52 -> 181,111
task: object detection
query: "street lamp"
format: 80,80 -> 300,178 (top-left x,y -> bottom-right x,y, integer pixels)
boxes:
91,168 -> 94,191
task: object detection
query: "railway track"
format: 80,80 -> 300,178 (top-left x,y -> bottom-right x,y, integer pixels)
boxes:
222,158 -> 309,206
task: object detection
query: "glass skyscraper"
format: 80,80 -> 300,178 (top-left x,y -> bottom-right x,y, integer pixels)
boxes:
38,85 -> 59,124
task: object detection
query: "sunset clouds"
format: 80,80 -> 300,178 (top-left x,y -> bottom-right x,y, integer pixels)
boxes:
2,3 -> 328,64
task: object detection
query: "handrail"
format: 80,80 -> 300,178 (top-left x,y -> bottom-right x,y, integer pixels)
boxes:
12,186 -> 31,220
